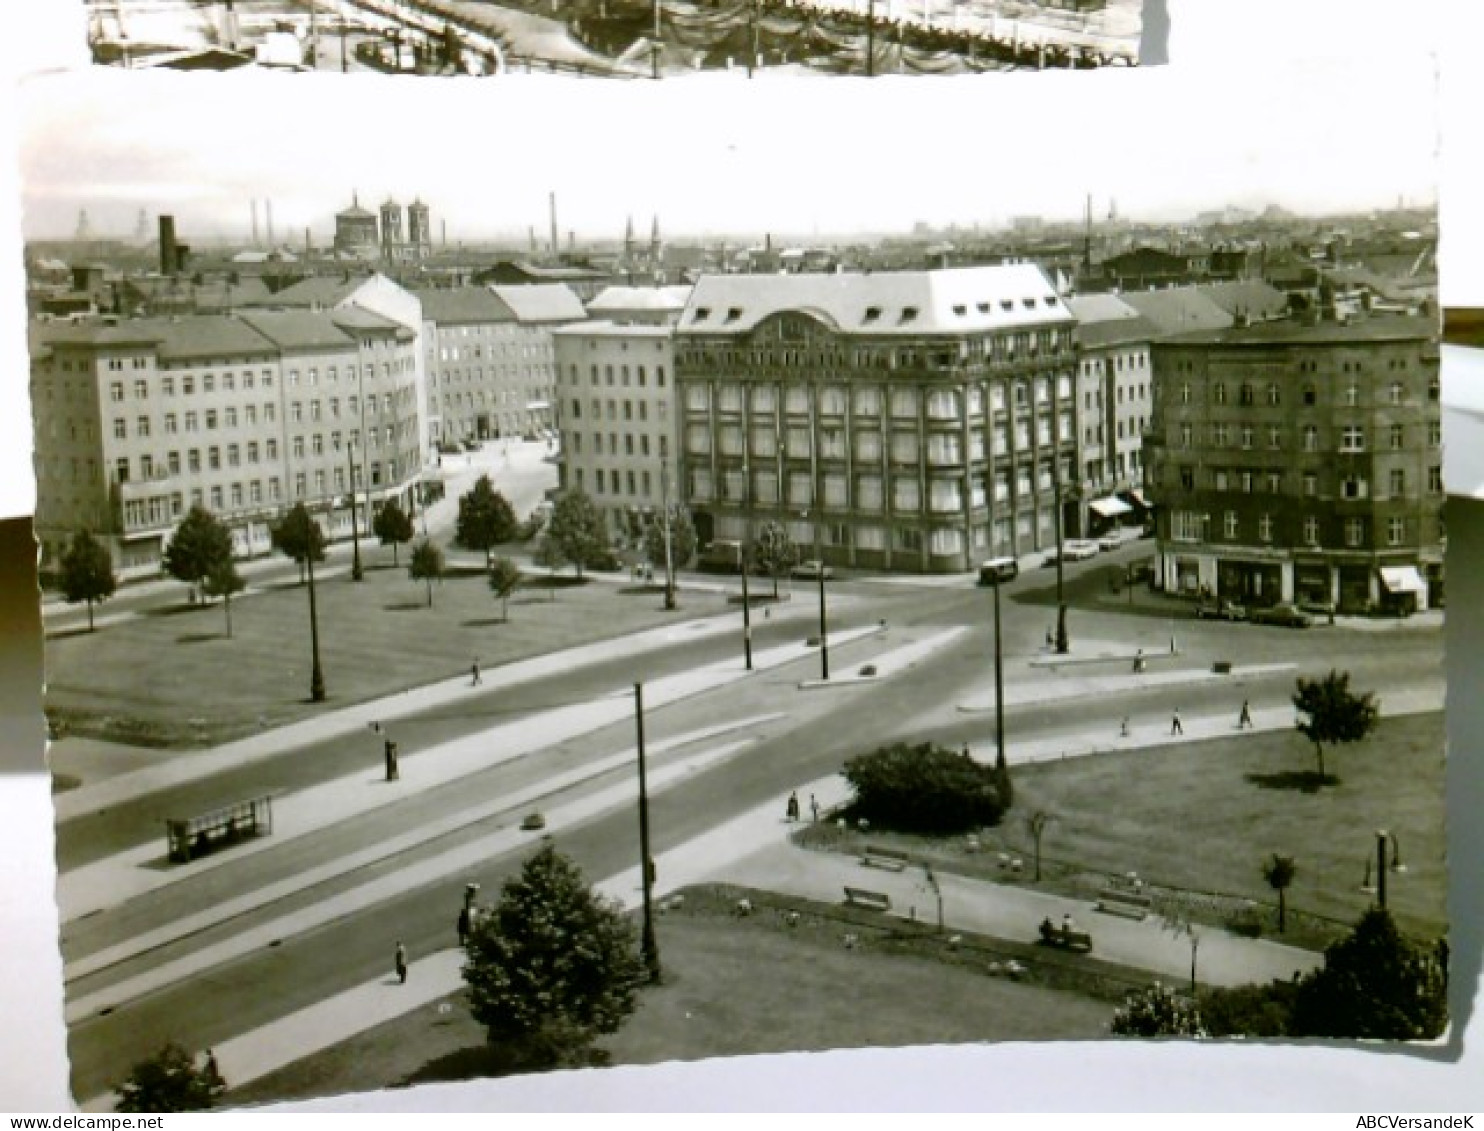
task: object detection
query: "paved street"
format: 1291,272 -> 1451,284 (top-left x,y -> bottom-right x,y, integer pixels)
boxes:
47,517 -> 1446,1106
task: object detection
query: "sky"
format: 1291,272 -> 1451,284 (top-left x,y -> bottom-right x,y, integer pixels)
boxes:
18,49 -> 1439,248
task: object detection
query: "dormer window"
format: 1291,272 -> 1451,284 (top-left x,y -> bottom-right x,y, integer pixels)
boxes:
1022,298 -> 1036,309
952,304 -> 967,316
1000,300 -> 1014,311
900,307 -> 919,323
977,302 -> 991,314
1044,295 -> 1059,306
864,306 -> 882,323
725,307 -> 742,323
693,307 -> 711,322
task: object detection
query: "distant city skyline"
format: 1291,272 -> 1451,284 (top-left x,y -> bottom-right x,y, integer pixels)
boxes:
19,52 -> 1438,246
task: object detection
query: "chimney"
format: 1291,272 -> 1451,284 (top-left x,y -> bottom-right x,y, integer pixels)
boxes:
266,200 -> 275,247
159,215 -> 178,276
549,192 -> 559,258
251,199 -> 260,247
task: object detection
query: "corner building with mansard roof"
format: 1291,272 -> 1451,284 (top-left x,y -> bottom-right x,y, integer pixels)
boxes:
673,265 -> 1080,573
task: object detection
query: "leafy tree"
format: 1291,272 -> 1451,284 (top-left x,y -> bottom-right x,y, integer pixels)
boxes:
488,556 -> 522,621
532,534 -> 565,601
545,489 -> 609,580
270,502 -> 327,585
114,1043 -> 226,1113
751,521 -> 798,598
373,500 -> 416,567
163,505 -> 234,600
842,741 -> 1006,835
462,843 -> 644,1071
1261,854 -> 1297,933
1292,670 -> 1379,781
455,475 -> 518,568
59,529 -> 116,631
201,557 -> 245,639
643,506 -> 697,573
409,539 -> 445,608
1289,908 -> 1448,1040
1110,983 -> 1207,1038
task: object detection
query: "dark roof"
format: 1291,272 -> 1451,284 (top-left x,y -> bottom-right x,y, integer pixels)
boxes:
246,274 -> 372,309
1113,288 -> 1232,337
1159,312 -> 1438,347
32,316 -> 279,359
237,311 -> 358,351
1190,280 -> 1288,320
417,286 -> 513,326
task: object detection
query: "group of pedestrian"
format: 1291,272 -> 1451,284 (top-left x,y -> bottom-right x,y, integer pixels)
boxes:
1114,699 -> 1252,739
783,791 -> 821,823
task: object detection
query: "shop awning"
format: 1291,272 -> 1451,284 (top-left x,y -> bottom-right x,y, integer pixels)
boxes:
1089,496 -> 1133,519
1379,565 -> 1427,594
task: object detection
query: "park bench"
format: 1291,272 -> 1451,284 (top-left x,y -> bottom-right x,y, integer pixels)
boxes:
165,795 -> 273,864
843,886 -> 892,912
1095,888 -> 1154,921
860,845 -> 910,872
1037,922 -> 1094,953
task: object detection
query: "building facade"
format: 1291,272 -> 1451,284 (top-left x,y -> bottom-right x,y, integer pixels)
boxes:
420,284 -> 586,447
31,308 -> 425,578
551,288 -> 685,544
1144,312 -> 1443,612
674,266 -> 1079,573
1068,294 -> 1156,509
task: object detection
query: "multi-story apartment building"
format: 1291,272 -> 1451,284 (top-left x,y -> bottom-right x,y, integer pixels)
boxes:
550,286 -> 687,543
673,266 -> 1079,573
419,284 -> 586,446
1144,310 -> 1443,612
1068,294 -> 1157,507
31,307 -> 425,578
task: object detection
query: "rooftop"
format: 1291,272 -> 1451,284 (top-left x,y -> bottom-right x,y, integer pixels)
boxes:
417,286 -> 513,326
678,265 -> 1073,337
1160,312 -> 1438,347
489,284 -> 588,324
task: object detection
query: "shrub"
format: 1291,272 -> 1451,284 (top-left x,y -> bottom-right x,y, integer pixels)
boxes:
1199,980 -> 1299,1038
842,741 -> 1007,835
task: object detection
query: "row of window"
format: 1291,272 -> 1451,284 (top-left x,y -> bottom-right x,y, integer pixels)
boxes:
120,461 -> 404,529
112,432 -> 410,482
107,392 -> 412,439
684,376 -> 1073,419
1175,376 -> 1439,408
563,363 -> 668,390
687,419 -> 1075,462
1176,465 -> 1443,497
679,328 -> 1070,374
686,465 -> 1064,510
569,398 -> 656,424
1081,351 -> 1149,378
105,356 -> 415,402
1175,420 -> 1442,452
1170,510 -> 1414,549
569,432 -> 668,459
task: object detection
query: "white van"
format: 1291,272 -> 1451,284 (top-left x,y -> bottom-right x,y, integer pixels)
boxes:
978,557 -> 1019,585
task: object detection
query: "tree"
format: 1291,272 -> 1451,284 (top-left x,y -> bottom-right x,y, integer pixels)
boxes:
545,489 -> 609,580
201,557 -> 245,639
1289,907 -> 1448,1040
409,539 -> 445,607
455,475 -> 518,568
373,500 -> 416,567
114,1043 -> 226,1113
1292,669 -> 1379,782
270,502 -> 327,583
1025,810 -> 1054,882
1110,983 -> 1207,1038
643,506 -> 697,573
59,529 -> 116,631
1261,853 -> 1298,933
751,520 -> 798,598
1198,979 -> 1300,1039
163,505 -> 234,601
842,741 -> 1007,835
533,534 -> 565,601
462,843 -> 645,1071
488,556 -> 522,621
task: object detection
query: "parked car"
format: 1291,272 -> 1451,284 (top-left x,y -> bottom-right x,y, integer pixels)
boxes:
978,557 -> 1020,585
1196,597 -> 1248,622
1062,539 -> 1100,561
1249,602 -> 1314,628
790,559 -> 834,581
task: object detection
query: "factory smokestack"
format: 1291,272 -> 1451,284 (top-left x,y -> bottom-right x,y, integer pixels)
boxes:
549,192 -> 558,259
252,199 -> 260,247
159,215 -> 177,276
266,200 -> 275,247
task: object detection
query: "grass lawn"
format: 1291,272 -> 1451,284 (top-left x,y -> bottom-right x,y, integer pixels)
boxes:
812,714 -> 1447,948
225,885 -> 1115,1109
44,563 -> 731,748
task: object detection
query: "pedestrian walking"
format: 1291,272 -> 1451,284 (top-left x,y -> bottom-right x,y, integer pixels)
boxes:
1171,709 -> 1183,736
394,941 -> 408,984
471,657 -> 482,686
1120,716 -> 1130,738
1238,699 -> 1253,729
809,793 -> 820,822
1132,648 -> 1145,674
786,790 -> 800,822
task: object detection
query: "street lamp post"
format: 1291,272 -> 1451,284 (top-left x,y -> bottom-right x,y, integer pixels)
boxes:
347,438 -> 363,582
660,444 -> 676,612
992,573 -> 1006,774
803,509 -> 828,681
306,547 -> 325,702
1374,829 -> 1406,910
634,682 -> 661,983
1052,453 -> 1069,654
